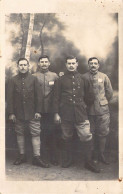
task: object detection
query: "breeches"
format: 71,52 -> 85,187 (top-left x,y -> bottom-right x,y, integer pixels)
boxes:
88,113 -> 110,137
61,120 -> 92,142
15,119 -> 41,137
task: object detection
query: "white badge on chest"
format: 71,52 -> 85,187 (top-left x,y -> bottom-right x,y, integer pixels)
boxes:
98,78 -> 103,83
49,81 -> 54,86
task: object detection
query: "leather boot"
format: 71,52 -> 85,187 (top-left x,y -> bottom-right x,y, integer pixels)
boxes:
32,156 -> 50,168
98,136 -> 109,165
13,154 -> 27,165
61,140 -> 72,168
83,140 -> 100,173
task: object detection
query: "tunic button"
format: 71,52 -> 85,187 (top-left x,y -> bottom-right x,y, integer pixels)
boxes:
73,82 -> 75,84
72,76 -> 74,78
73,88 -> 75,90
22,83 -> 24,84
73,95 -> 75,97
73,101 -> 75,103
23,101 -> 25,104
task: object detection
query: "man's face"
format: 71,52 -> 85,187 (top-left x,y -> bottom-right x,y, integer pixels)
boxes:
88,59 -> 99,73
66,58 -> 78,72
39,58 -> 50,70
18,60 -> 29,74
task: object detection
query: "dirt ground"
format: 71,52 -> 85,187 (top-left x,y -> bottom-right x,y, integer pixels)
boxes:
6,149 -> 118,181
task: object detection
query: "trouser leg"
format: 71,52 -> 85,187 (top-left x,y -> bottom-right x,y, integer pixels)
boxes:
31,136 -> 40,156
60,120 -> 74,168
48,129 -> 59,165
75,120 -> 100,173
14,120 -> 26,165
15,120 -> 25,154
92,134 -> 99,161
61,139 -> 73,168
98,136 -> 109,164
29,119 -> 41,156
30,119 -> 49,168
97,114 -> 110,164
16,135 -> 25,154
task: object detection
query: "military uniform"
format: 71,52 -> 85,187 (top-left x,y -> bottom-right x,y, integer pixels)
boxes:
7,72 -> 43,163
53,70 -> 100,172
82,71 -> 113,163
34,70 -> 58,164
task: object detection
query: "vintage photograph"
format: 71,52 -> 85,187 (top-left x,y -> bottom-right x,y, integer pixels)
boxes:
5,13 -> 118,181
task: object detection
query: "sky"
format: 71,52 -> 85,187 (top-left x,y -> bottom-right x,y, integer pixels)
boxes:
57,12 -> 118,59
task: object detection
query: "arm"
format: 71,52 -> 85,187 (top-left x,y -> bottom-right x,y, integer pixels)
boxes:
104,75 -> 113,101
82,75 -> 95,106
53,78 -> 62,124
6,78 -> 14,114
34,76 -> 43,115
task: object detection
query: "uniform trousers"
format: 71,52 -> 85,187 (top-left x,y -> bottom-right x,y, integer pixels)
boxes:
61,119 -> 92,142
15,119 -> 41,156
41,114 -> 58,162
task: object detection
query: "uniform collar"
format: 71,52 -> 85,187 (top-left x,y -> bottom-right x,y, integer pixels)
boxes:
65,70 -> 78,76
39,69 -> 49,74
19,72 -> 29,78
89,70 -> 98,75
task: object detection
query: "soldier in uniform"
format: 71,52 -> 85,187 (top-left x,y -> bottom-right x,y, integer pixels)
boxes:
7,58 -> 49,167
53,56 -> 100,173
82,57 -> 113,164
34,55 -> 58,166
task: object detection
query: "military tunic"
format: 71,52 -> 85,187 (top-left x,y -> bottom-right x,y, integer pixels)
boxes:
34,70 -> 58,113
53,71 -> 88,123
82,71 -> 113,137
53,70 -> 92,142
7,72 -> 43,120
82,71 -> 113,115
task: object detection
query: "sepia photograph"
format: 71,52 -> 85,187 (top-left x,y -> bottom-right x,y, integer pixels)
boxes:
5,12 -> 118,181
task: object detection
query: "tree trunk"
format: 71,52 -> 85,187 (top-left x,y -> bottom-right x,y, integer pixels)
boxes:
25,14 -> 34,61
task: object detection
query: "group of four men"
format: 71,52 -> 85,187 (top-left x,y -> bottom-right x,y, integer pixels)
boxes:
7,55 -> 113,173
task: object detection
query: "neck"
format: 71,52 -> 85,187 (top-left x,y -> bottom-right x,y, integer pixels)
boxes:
40,69 -> 49,73
90,70 -> 98,75
19,72 -> 29,77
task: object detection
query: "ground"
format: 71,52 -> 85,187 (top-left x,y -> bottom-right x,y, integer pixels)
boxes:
6,149 -> 118,181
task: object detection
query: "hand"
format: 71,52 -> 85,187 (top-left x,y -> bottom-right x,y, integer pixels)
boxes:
35,113 -> 41,120
9,114 -> 16,123
54,113 -> 61,124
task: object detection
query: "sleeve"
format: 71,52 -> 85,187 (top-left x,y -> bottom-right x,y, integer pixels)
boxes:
34,76 -> 43,113
104,75 -> 113,101
82,75 -> 95,106
6,78 -> 15,115
53,77 -> 61,113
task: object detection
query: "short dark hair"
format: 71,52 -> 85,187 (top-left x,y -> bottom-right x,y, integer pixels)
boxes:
88,57 -> 99,64
38,55 -> 50,62
66,55 -> 78,63
17,58 -> 29,65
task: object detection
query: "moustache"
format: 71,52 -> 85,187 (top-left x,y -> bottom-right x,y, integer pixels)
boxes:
69,67 -> 74,69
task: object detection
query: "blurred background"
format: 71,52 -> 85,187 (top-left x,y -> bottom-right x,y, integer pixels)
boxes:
5,13 -> 118,161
